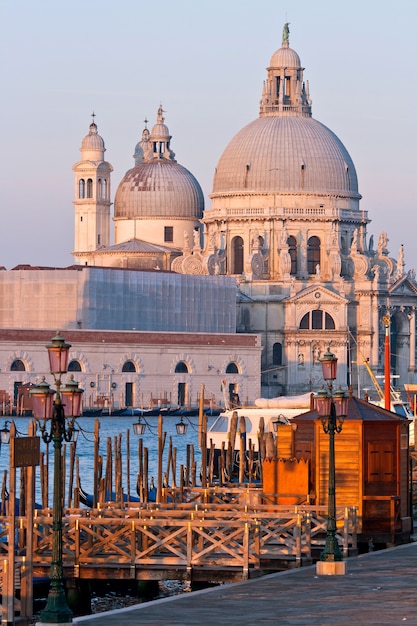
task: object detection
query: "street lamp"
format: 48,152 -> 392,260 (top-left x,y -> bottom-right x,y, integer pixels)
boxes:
30,333 -> 84,625
0,420 -> 11,445
315,346 -> 348,575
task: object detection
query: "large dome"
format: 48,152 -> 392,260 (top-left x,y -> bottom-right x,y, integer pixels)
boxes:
114,160 -> 204,219
212,115 -> 359,197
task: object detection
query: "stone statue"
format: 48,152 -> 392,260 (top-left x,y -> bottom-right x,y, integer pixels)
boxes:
313,344 -> 321,363
377,231 -> 388,254
184,231 -> 190,251
397,244 -> 405,275
157,104 -> 165,123
279,225 -> 289,247
282,22 -> 290,44
251,228 -> 260,250
193,229 -> 201,249
350,229 -> 358,253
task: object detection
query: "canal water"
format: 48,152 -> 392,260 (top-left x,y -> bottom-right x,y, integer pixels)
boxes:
0,414 -> 215,505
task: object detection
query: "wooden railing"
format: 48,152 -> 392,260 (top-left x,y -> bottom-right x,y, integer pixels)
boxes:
24,502 -> 357,575
0,502 -> 357,622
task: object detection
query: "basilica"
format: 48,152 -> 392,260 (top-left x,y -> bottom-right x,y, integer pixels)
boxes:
69,24 -> 417,399
0,25 -> 415,410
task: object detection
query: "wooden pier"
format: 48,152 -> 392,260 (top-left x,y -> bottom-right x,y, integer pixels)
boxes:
0,488 -> 358,622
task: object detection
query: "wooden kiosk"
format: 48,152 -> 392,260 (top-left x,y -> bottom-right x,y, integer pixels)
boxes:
266,395 -> 411,546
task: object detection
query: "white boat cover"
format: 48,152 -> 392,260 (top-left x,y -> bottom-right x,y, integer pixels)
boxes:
254,392 -> 313,409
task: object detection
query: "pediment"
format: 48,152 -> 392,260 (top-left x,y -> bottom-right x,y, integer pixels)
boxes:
287,285 -> 348,306
389,276 -> 417,297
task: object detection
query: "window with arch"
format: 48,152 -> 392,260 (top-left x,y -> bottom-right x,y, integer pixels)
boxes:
87,178 -> 93,199
122,361 -> 137,373
288,236 -> 297,275
299,310 -> 335,330
68,360 -> 82,372
272,343 -> 283,366
226,362 -> 239,374
98,178 -> 107,199
175,361 -> 189,374
11,359 -> 25,372
232,236 -> 244,274
79,179 -> 85,199
307,236 -> 321,274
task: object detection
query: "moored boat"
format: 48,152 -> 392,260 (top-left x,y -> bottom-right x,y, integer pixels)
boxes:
207,392 -> 314,452
206,393 -> 314,478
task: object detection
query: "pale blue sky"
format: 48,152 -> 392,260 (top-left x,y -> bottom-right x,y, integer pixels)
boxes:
1,0 -> 416,270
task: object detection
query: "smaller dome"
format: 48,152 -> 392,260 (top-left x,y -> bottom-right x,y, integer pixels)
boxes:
81,122 -> 105,151
151,122 -> 170,139
114,160 -> 204,219
269,44 -> 301,68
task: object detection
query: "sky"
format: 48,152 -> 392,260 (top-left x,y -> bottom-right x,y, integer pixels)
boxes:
1,0 -> 416,271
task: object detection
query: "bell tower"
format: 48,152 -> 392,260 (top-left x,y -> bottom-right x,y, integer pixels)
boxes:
72,115 -> 113,264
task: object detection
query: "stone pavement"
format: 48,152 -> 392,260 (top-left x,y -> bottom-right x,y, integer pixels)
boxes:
73,541 -> 417,625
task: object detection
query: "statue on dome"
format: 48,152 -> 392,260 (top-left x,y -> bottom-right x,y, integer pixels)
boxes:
282,22 -> 290,44
157,104 -> 165,123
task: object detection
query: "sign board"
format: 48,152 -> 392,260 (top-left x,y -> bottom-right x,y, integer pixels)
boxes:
10,436 -> 41,468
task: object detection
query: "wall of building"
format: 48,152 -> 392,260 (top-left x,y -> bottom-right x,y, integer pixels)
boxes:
0,329 -> 262,411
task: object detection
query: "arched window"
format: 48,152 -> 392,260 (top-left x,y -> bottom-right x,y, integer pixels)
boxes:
97,178 -> 107,199
175,361 -> 189,373
307,236 -> 321,274
79,179 -> 85,199
272,343 -> 282,366
226,362 -> 239,374
231,236 -> 244,274
122,361 -> 136,373
288,236 -> 297,275
11,359 -> 25,372
299,310 -> 335,330
68,360 -> 82,372
87,178 -> 93,199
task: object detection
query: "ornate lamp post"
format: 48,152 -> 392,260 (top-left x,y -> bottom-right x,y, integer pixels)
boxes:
30,333 -> 83,625
315,347 -> 348,576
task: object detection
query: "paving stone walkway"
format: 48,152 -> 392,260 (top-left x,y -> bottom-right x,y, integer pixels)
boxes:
73,541 -> 417,625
